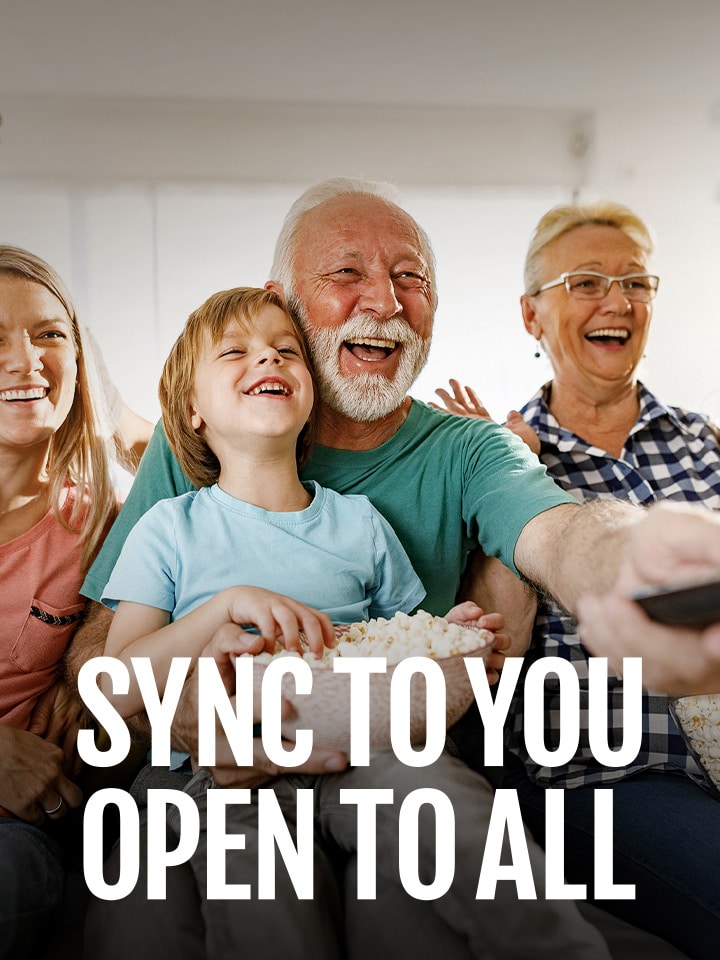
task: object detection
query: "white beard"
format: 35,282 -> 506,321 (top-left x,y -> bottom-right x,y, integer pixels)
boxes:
290,303 -> 432,422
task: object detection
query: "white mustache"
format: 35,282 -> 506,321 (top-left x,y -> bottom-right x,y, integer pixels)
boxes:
329,314 -> 423,347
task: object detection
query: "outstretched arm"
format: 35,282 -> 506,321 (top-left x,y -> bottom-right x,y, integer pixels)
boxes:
577,503 -> 720,695
514,498 -> 641,616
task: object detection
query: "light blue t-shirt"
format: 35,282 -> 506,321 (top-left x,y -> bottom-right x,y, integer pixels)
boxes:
101,480 -> 425,624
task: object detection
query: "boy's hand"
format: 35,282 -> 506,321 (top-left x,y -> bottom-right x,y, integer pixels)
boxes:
226,586 -> 336,658
445,601 -> 509,684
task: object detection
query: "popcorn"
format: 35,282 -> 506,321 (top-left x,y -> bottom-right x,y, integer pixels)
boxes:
671,694 -> 720,790
246,610 -> 494,751
246,609 -> 493,668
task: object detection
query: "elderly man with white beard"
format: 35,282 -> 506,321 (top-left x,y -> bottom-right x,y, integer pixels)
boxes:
72,178 -> 694,960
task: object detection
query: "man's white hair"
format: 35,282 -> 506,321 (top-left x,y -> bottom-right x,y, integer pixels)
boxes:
269,176 -> 437,302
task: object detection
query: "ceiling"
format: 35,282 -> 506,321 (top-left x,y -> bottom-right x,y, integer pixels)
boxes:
1,0 -> 719,113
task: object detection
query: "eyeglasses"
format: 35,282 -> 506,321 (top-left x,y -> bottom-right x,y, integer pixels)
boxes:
533,271 -> 660,302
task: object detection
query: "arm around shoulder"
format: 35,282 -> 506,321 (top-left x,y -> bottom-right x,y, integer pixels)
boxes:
64,600 -> 115,699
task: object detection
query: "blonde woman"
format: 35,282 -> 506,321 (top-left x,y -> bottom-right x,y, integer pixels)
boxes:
436,201 -> 720,959
0,245 -> 116,959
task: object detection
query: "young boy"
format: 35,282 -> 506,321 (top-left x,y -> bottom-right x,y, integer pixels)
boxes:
101,286 -> 493,715
99,288 -> 608,960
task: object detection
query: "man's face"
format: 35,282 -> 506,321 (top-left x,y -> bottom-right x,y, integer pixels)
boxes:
287,195 -> 435,422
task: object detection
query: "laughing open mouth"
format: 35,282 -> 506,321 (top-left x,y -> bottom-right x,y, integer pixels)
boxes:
585,328 -> 630,345
343,337 -> 398,361
245,381 -> 291,397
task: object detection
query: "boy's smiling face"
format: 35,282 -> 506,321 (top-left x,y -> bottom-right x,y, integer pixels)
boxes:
189,303 -> 314,462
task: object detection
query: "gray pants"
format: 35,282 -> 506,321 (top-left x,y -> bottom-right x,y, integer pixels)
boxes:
170,750 -> 610,960
84,757 -> 689,960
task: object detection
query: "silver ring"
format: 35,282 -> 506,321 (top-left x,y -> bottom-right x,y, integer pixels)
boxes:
43,798 -> 63,816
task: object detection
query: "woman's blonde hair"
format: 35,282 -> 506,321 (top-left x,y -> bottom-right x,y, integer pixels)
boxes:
524,201 -> 655,295
0,245 -> 116,569
159,287 -> 316,489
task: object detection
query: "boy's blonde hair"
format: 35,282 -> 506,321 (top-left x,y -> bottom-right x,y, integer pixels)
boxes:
0,245 -> 116,569
159,287 -> 316,489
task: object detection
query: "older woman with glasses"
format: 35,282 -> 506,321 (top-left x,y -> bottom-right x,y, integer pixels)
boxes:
435,202 -> 720,960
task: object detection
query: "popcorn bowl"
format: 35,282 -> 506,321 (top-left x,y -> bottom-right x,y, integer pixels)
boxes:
670,694 -> 720,793
248,610 -> 493,753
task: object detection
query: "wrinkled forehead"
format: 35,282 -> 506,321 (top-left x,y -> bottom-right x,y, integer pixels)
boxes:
295,195 -> 434,275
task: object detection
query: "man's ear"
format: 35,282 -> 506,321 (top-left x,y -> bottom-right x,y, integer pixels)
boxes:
520,294 -> 542,339
265,280 -> 286,305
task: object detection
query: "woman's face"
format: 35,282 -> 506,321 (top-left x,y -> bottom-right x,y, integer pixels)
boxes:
0,274 -> 78,455
521,224 -> 653,393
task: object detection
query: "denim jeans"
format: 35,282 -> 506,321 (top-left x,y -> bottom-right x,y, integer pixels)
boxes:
504,760 -> 720,960
0,817 -> 65,960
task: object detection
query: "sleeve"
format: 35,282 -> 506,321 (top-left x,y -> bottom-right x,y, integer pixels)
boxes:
460,420 -> 576,576
100,501 -> 178,613
81,420 -> 195,602
366,508 -> 426,619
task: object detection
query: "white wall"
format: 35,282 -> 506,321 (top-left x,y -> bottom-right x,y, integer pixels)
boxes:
1,96 -> 719,424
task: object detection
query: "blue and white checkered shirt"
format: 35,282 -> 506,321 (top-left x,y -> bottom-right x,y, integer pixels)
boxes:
505,381 -> 720,788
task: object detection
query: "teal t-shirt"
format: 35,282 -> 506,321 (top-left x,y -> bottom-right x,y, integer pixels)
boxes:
84,400 -> 574,615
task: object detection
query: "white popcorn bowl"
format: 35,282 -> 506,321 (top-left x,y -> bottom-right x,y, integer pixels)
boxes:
669,694 -> 720,793
250,615 -> 493,753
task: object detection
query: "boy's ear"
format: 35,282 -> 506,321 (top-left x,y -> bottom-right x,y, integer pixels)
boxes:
265,279 -> 286,305
189,404 -> 204,431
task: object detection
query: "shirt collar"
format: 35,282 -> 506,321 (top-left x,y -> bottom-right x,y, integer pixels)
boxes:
521,380 -> 692,450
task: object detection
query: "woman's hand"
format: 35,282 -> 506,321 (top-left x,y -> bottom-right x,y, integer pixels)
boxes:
225,585 -> 337,659
430,379 -> 492,420
430,379 -> 541,454
505,410 -> 541,455
0,724 -> 83,825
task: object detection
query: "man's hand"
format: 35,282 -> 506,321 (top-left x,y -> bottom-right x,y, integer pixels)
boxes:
27,679 -> 89,779
578,592 -> 720,696
172,624 -> 348,789
576,503 -> 720,696
603,502 -> 720,597
0,725 -> 83,825
445,600 -> 510,685
64,600 -> 113,700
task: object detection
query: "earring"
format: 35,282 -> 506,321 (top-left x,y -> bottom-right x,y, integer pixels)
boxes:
534,348 -> 541,359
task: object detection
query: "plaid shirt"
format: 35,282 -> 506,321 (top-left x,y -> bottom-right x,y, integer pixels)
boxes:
505,381 -> 720,788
